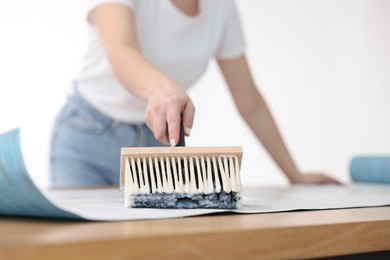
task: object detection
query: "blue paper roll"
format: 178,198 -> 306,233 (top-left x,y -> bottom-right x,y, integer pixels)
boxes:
350,156 -> 390,184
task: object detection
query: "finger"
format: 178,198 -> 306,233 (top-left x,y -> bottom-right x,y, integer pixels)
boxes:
181,98 -> 195,136
320,175 -> 342,185
145,117 -> 153,134
152,110 -> 169,145
328,178 -> 343,185
166,106 -> 181,147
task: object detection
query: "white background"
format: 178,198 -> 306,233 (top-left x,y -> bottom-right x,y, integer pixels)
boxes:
0,0 -> 389,187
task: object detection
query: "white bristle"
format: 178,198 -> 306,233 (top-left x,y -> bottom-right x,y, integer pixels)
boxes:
212,157 -> 221,192
171,157 -> 179,193
218,156 -> 231,193
229,157 -> 238,192
165,157 -> 174,193
227,157 -> 234,191
189,157 -> 197,193
136,157 -> 148,194
183,157 -> 190,193
160,157 -> 168,191
176,157 -> 184,193
130,158 -> 140,193
224,156 -> 235,192
148,157 -> 157,193
124,158 -> 135,206
195,156 -> 205,193
142,157 -> 150,194
136,157 -> 143,188
154,157 -> 163,193
206,156 -> 214,194
200,156 -> 208,193
235,156 -> 242,191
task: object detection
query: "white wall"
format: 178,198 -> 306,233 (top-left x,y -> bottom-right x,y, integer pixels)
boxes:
1,0 -> 389,187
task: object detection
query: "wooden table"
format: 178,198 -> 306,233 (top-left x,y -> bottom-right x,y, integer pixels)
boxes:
0,207 -> 389,259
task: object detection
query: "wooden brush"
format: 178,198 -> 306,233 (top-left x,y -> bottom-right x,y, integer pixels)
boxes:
120,146 -> 243,209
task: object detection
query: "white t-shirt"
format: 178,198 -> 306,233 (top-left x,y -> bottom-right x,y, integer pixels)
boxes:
77,0 -> 246,123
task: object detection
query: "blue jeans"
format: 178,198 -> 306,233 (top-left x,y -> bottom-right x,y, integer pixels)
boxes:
50,85 -> 165,187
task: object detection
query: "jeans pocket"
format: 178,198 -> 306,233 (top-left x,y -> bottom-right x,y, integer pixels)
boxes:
58,99 -> 111,134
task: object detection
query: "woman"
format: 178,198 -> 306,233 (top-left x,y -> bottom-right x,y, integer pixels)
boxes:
50,0 -> 340,186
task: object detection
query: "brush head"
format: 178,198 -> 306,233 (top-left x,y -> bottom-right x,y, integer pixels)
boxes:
120,146 -> 243,209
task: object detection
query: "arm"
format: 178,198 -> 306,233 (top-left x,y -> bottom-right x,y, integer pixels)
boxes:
217,55 -> 340,184
91,4 -> 194,146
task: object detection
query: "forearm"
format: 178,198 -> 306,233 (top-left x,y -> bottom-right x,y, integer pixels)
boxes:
218,56 -> 300,181
240,97 -> 301,182
93,3 -> 180,102
108,46 -> 180,102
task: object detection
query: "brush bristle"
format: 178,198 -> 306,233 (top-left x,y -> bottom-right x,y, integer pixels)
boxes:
120,147 -> 243,209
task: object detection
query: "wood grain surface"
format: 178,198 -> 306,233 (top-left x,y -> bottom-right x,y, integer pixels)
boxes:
0,207 -> 389,259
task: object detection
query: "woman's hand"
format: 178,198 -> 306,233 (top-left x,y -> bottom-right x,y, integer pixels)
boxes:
145,84 -> 195,146
289,172 -> 343,185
